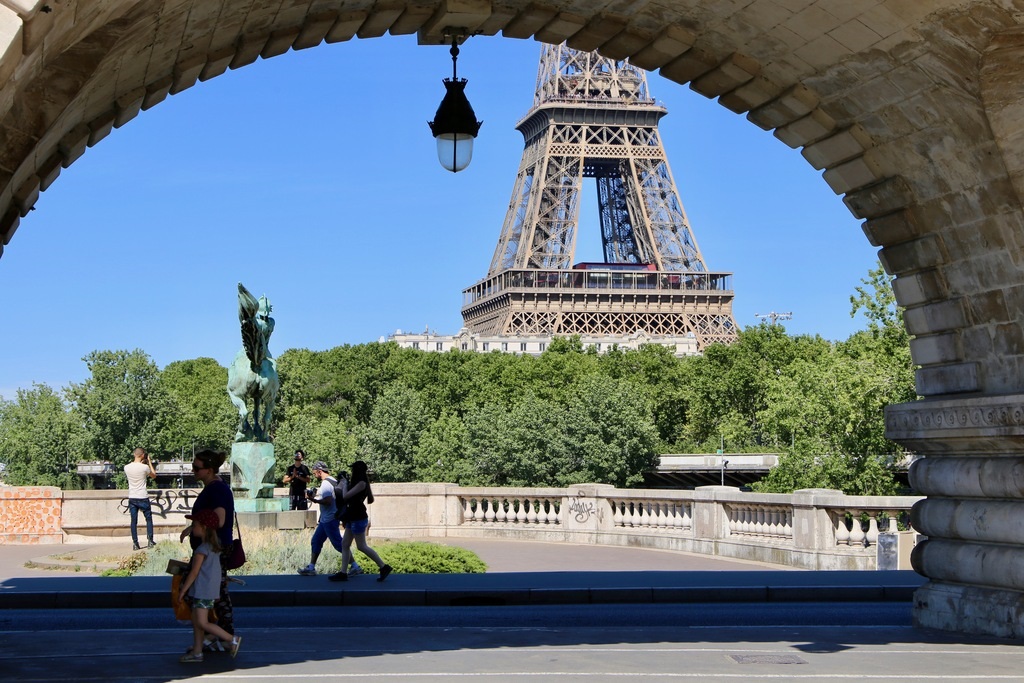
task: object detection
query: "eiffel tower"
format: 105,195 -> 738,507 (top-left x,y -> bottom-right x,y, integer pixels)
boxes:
460,44 -> 738,351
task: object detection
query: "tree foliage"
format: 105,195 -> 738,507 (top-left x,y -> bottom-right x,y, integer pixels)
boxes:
358,383 -> 431,482
158,357 -> 236,455
0,264 -> 915,494
64,349 -> 169,484
0,384 -> 79,487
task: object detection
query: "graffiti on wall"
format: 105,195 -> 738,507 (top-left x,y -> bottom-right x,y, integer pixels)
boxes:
567,497 -> 596,523
118,489 -> 199,518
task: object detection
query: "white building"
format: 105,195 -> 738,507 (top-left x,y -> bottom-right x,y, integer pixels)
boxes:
382,327 -> 700,358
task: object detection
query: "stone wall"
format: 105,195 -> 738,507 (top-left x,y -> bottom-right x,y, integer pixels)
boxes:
0,486 -> 62,544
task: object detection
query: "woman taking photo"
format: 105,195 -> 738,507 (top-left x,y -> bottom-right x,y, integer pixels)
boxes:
180,449 -> 237,639
329,460 -> 392,582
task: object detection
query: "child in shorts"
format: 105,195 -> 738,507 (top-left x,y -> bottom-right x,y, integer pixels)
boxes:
178,509 -> 241,662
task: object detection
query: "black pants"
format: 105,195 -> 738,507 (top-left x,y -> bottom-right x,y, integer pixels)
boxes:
215,544 -> 235,634
289,492 -> 308,510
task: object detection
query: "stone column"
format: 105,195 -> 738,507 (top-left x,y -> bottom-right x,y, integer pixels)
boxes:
886,395 -> 1024,638
790,489 -> 845,551
692,486 -> 736,540
563,484 -> 614,543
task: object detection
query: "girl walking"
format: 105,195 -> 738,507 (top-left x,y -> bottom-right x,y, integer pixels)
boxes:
329,461 -> 392,582
178,509 -> 242,662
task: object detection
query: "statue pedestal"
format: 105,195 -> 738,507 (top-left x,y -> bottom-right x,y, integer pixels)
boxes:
230,442 -> 286,513
235,498 -> 288,513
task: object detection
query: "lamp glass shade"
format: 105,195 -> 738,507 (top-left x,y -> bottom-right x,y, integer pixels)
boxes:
428,78 -> 482,173
435,133 -> 475,173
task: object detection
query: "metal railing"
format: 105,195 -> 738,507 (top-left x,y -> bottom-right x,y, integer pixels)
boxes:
463,268 -> 734,307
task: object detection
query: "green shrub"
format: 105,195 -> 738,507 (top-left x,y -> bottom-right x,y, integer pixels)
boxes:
371,541 -> 486,574
120,530 -> 486,576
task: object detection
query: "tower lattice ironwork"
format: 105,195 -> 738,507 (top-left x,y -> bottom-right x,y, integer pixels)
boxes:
461,44 -> 738,350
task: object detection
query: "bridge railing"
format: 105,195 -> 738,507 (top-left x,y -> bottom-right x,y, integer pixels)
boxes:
5,483 -> 922,570
373,483 -> 922,571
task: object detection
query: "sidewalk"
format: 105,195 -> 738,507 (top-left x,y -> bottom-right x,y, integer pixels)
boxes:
0,536 -> 797,578
0,537 -> 925,609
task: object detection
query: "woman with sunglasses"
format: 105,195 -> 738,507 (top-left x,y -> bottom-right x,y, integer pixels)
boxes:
179,449 -> 236,647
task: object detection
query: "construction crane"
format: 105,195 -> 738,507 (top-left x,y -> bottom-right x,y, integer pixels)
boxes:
755,311 -> 793,325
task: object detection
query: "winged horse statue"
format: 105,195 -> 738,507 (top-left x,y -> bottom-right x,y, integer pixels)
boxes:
227,283 -> 280,442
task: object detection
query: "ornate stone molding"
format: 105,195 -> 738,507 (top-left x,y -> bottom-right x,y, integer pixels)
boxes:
886,395 -> 1024,454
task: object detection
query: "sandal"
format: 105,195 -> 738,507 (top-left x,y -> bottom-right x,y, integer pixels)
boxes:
230,635 -> 242,658
183,637 -> 221,654
179,652 -> 204,663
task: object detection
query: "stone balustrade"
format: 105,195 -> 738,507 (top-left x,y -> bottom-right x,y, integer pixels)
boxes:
0,483 -> 921,570
375,485 -> 922,569
460,493 -> 563,526
611,497 -> 693,532
725,502 -> 792,544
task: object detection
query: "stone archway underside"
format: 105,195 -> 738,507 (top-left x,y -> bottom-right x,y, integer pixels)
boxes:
2,0 -> 1024,637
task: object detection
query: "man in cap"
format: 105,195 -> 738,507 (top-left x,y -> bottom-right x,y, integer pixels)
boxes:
297,461 -> 361,576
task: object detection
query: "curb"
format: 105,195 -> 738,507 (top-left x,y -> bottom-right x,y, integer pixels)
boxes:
24,558 -> 118,574
0,574 -> 923,610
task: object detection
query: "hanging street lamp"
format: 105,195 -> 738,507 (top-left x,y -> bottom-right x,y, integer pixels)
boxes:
428,33 -> 482,173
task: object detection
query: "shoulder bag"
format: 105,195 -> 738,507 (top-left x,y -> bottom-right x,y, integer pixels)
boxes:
225,513 -> 246,570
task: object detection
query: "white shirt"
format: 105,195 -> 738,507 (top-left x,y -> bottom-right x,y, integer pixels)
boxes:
315,478 -> 337,522
124,461 -> 151,499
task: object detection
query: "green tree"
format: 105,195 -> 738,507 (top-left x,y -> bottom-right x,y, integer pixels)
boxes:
677,324 -> 821,451
502,394 -> 571,486
65,349 -> 169,480
157,358 -> 235,457
599,344 -> 690,448
560,375 -> 660,486
840,262 -> 916,454
850,262 -> 905,337
273,405 -> 357,477
753,447 -> 899,495
752,263 -> 914,494
463,397 -> 567,487
276,343 -> 400,427
358,383 -> 431,481
413,411 -> 472,483
462,402 -> 514,486
0,384 -> 81,487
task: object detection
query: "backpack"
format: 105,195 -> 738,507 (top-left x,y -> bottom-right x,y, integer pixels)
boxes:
327,475 -> 348,517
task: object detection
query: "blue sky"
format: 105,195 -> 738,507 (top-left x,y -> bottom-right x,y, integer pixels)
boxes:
0,35 -> 878,399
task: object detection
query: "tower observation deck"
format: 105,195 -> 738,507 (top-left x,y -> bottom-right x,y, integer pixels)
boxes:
460,44 -> 737,351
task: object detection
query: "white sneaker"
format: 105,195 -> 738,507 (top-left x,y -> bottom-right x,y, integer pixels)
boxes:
297,565 -> 316,576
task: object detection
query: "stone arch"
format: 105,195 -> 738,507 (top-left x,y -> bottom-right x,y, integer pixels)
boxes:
1,0 -> 1023,637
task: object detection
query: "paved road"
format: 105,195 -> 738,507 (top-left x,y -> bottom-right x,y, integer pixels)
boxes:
0,540 -> 1020,681
3,603 -> 1023,682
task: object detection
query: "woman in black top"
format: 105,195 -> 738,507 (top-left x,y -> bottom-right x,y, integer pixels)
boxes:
329,461 -> 392,582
